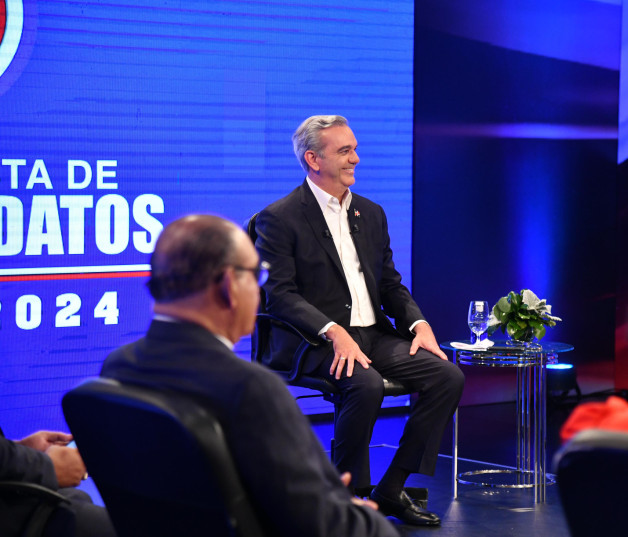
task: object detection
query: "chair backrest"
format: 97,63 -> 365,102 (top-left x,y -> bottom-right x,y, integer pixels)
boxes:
245,214 -> 326,379
555,428 -> 628,537
245,212 -> 270,363
62,378 -> 265,537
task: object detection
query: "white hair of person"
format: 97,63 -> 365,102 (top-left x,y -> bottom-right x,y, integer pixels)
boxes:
292,115 -> 348,172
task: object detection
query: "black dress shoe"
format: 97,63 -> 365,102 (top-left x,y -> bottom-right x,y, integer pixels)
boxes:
355,485 -> 428,508
369,489 -> 441,527
403,487 -> 428,510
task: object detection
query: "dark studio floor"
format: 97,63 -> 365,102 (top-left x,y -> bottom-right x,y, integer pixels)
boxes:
310,406 -> 572,537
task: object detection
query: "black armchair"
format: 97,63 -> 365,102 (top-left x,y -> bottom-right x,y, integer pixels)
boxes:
62,378 -> 264,537
554,428 -> 628,537
246,212 -> 411,430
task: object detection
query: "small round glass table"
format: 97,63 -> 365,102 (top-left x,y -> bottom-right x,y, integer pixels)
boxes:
441,340 -> 574,503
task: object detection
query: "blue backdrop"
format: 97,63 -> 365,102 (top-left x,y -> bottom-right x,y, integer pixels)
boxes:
413,0 -> 620,400
0,0 -> 414,439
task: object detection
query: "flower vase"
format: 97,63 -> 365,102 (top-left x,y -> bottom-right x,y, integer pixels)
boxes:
506,329 -> 539,349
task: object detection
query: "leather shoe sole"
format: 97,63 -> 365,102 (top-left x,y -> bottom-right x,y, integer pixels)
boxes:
370,489 -> 441,527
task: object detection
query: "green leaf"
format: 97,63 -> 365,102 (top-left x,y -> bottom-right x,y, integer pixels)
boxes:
533,324 -> 546,340
496,296 -> 511,313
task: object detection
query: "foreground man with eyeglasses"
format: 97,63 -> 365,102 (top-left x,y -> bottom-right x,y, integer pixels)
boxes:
100,214 -> 399,537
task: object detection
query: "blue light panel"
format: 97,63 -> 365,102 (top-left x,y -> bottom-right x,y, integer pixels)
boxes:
0,0 -> 414,437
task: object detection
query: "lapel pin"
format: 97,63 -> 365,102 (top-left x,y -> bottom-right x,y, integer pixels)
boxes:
354,209 -> 360,218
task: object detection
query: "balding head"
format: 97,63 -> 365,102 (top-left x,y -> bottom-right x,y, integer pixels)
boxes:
147,214 -> 261,344
148,215 -> 239,302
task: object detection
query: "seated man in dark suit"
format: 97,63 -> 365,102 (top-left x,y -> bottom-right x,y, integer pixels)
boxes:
255,115 -> 465,526
100,214 -> 398,537
0,428 -> 115,537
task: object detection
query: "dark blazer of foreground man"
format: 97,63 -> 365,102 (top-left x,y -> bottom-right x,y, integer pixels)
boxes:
255,115 -> 465,526
100,214 -> 398,537
0,428 -> 115,537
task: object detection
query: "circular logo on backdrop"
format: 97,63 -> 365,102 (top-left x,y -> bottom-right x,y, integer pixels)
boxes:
0,0 -> 24,79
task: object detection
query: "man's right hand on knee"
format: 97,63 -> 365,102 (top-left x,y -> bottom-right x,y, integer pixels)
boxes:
325,325 -> 372,379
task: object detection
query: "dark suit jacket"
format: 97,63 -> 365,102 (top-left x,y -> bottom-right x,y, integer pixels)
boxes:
100,320 -> 398,537
255,180 -> 424,370
0,433 -> 58,488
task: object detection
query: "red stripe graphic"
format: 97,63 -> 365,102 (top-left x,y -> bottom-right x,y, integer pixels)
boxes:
0,271 -> 151,282
0,1 -> 6,44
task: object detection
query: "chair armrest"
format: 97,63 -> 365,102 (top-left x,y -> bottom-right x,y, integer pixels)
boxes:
255,313 -> 322,382
257,313 -> 321,347
0,481 -> 69,504
0,482 -> 70,537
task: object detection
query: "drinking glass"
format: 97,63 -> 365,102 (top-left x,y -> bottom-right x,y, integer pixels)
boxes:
468,301 -> 490,345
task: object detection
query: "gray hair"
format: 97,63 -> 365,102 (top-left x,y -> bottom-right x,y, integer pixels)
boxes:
292,115 -> 348,172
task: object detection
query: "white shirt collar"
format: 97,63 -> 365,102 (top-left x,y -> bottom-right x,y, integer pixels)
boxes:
212,333 -> 235,351
306,176 -> 352,213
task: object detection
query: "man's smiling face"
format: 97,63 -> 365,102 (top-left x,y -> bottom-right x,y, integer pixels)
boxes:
306,124 -> 360,199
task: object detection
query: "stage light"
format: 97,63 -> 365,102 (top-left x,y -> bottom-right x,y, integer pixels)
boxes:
547,363 -> 581,401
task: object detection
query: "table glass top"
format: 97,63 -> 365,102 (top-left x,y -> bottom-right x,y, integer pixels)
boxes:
440,340 -> 574,354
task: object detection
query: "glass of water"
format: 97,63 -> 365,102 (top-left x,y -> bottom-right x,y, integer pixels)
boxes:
468,301 -> 490,345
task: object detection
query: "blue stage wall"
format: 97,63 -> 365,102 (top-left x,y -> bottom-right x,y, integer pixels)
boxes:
413,0 -> 620,383
0,0 -> 414,438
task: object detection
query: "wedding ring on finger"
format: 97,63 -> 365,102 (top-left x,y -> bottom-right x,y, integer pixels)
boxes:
339,356 -> 347,361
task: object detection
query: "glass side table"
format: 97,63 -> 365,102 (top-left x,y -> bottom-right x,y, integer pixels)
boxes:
440,340 -> 574,503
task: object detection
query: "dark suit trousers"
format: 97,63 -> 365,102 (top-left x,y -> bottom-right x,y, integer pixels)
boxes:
44,489 -> 115,537
305,326 -> 465,489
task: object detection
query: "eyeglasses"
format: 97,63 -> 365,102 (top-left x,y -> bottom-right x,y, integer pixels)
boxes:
233,260 -> 270,286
